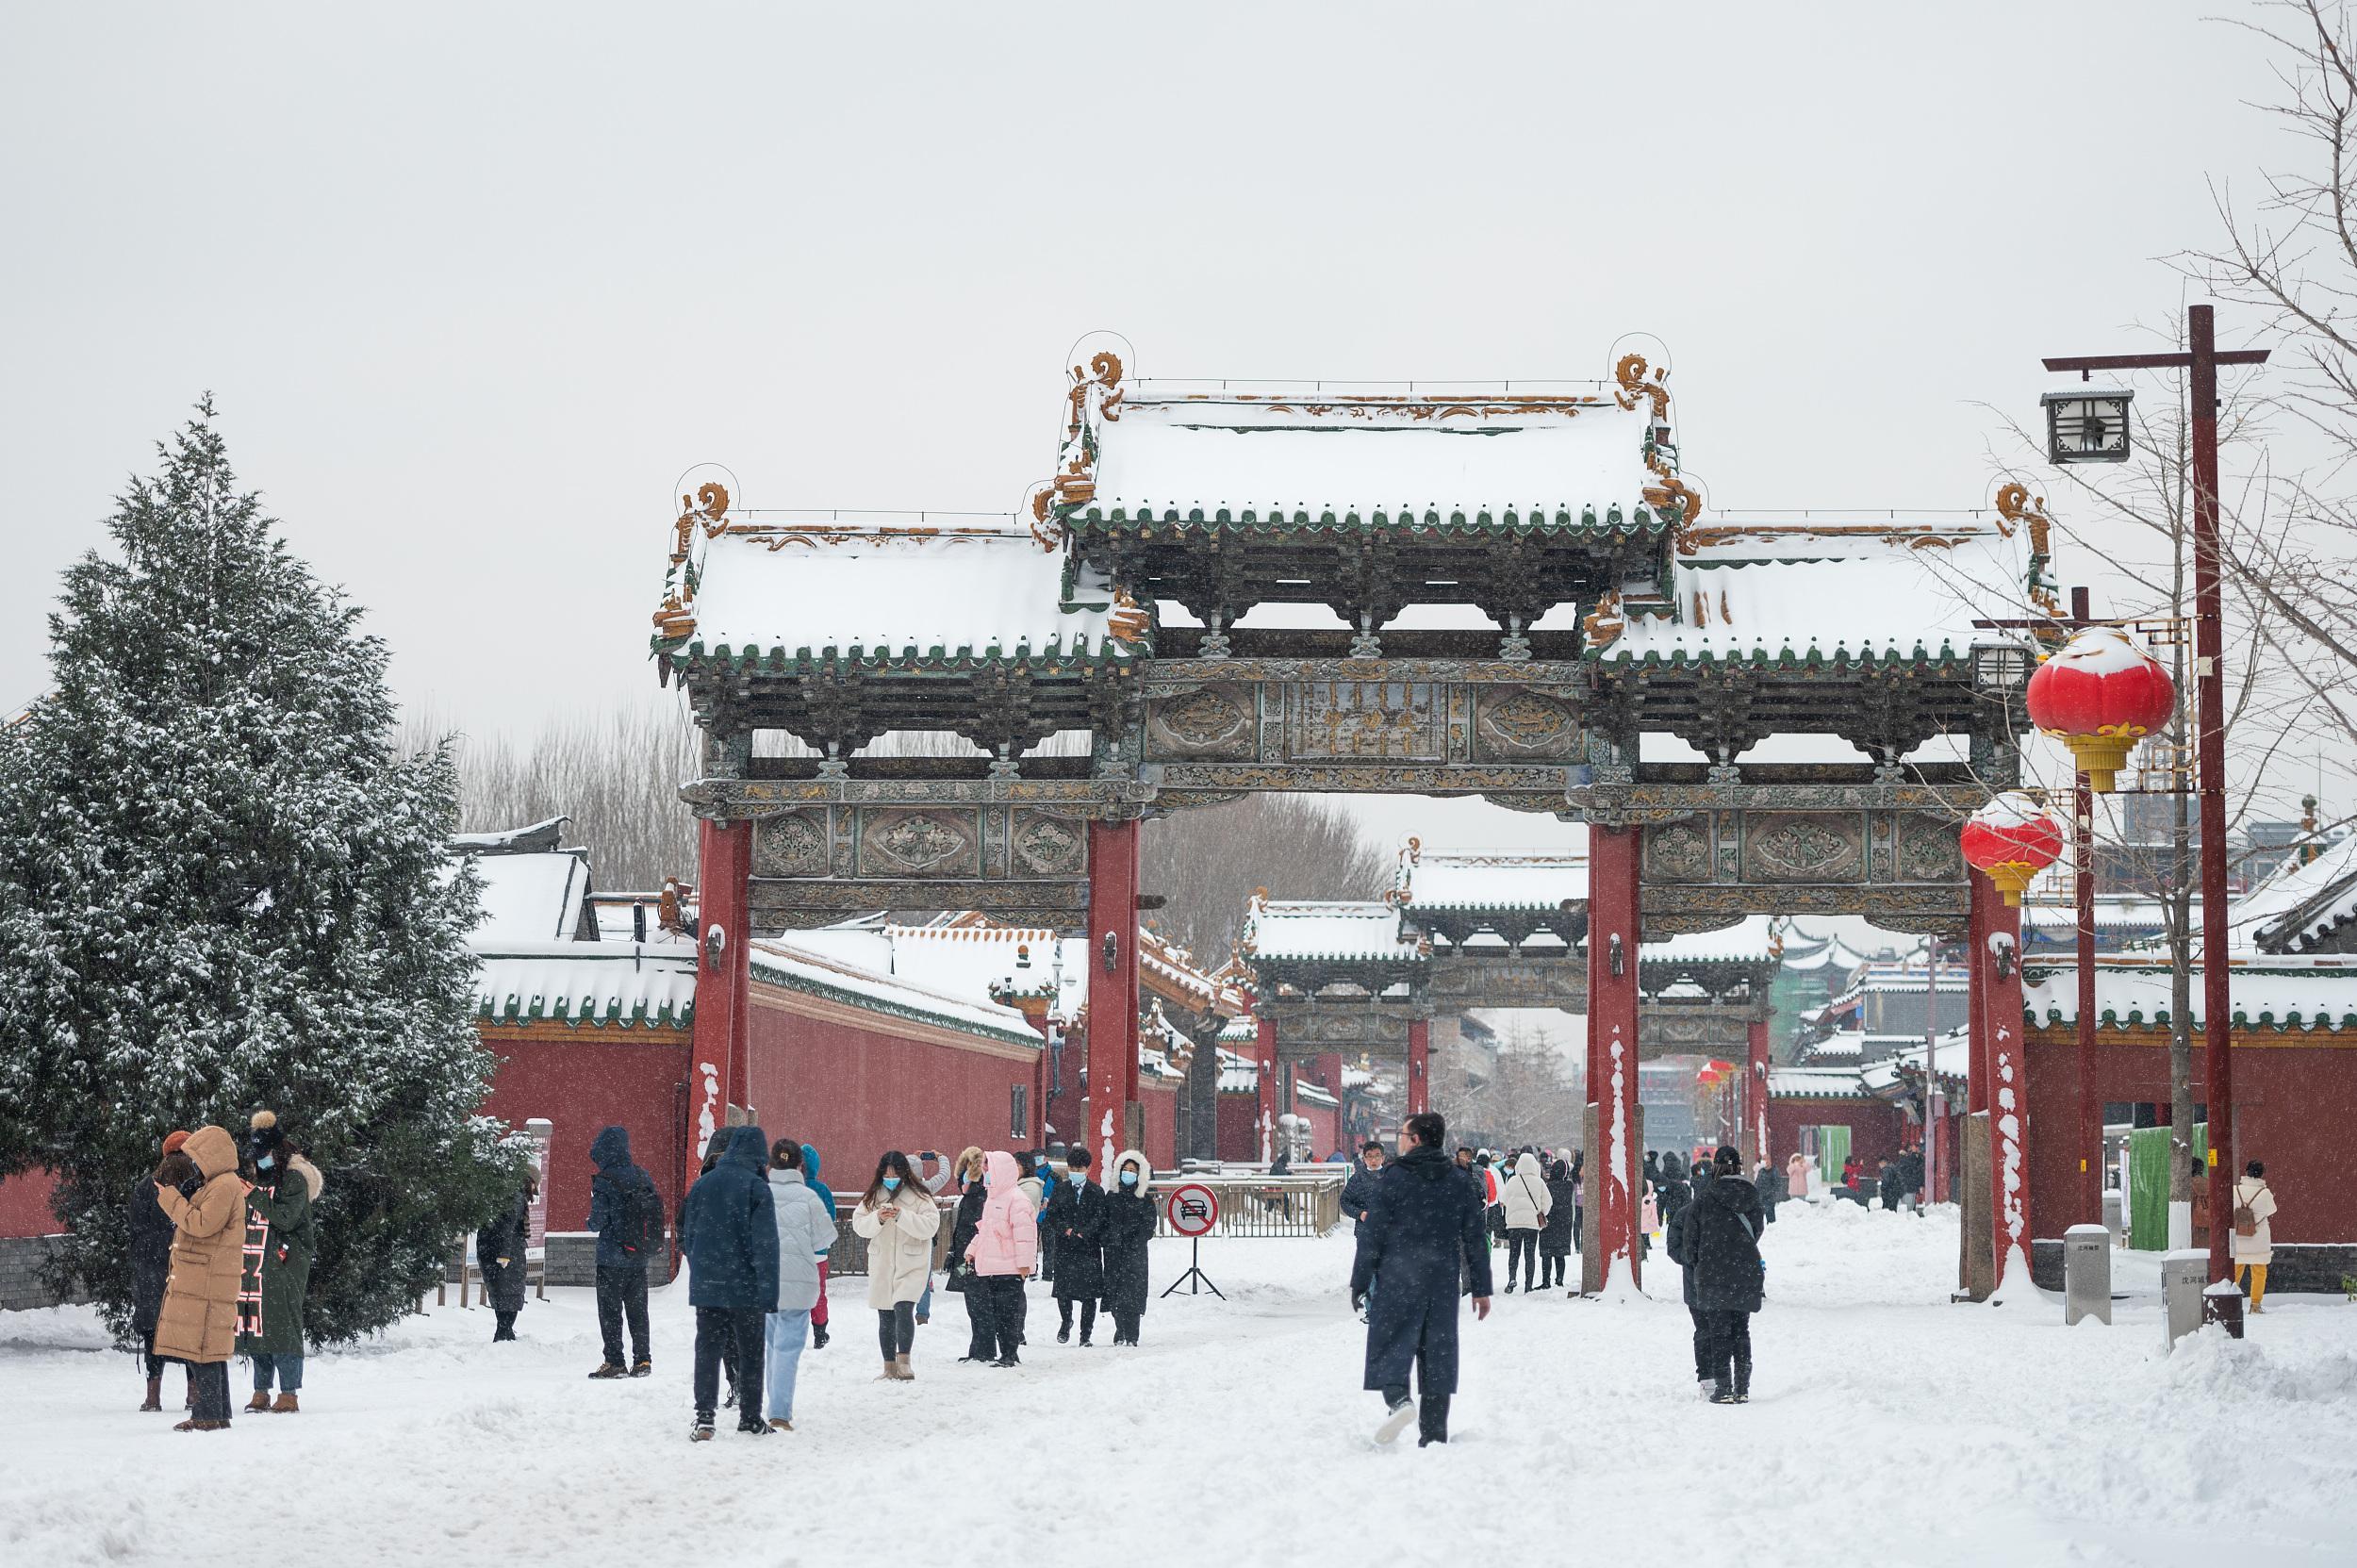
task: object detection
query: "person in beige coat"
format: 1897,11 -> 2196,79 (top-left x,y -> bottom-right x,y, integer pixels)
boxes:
153,1124 -> 247,1431
2231,1160 -> 2280,1312
850,1149 -> 943,1379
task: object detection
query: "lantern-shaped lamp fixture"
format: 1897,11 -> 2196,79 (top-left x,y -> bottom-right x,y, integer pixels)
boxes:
1960,791 -> 2065,906
2024,625 -> 2177,791
2041,386 -> 2134,464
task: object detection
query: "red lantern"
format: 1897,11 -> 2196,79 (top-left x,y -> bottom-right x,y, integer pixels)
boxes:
2024,626 -> 2176,792
1960,791 -> 2065,906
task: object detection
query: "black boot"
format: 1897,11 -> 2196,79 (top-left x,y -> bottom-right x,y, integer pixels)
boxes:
1733,1352 -> 1752,1404
1418,1392 -> 1451,1446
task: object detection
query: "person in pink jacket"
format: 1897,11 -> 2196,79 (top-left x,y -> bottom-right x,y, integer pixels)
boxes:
966,1150 -> 1038,1368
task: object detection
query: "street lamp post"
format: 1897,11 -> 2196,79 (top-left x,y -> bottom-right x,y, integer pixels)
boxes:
2040,304 -> 2268,1283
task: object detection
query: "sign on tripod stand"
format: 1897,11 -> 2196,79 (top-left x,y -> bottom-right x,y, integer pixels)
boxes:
1162,1181 -> 1224,1298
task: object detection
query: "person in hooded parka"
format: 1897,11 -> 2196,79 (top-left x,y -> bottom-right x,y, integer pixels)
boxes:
1098,1149 -> 1156,1345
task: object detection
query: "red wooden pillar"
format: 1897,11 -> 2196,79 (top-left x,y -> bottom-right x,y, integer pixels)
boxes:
1255,1016 -> 1279,1162
1745,1017 -> 1771,1170
1311,1051 -> 1343,1157
1086,818 -> 1143,1171
1966,878 -> 1992,1116
1587,824 -> 1643,1290
1407,1017 -> 1430,1117
689,817 -> 752,1197
1975,875 -> 2033,1289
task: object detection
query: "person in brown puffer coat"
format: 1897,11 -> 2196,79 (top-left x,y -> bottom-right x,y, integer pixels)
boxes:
154,1125 -> 248,1431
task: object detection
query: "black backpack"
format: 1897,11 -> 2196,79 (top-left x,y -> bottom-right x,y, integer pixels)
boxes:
615,1175 -> 663,1257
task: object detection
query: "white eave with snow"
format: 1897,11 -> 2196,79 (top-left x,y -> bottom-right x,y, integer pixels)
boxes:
750,937 -> 1043,1048
2021,958 -> 2357,1032
1078,391 -> 1664,531
1244,900 -> 1427,964
473,943 -> 698,1030
1601,521 -> 2033,667
675,526 -> 1134,667
1397,849 -> 1589,912
2230,834 -> 2357,954
468,851 -> 593,945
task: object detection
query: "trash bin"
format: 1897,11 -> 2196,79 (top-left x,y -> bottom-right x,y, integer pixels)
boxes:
2202,1279 -> 2246,1340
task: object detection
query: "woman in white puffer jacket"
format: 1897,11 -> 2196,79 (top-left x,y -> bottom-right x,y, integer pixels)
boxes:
851,1149 -> 943,1380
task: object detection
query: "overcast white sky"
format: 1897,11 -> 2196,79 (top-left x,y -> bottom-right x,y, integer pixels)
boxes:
0,3 -> 2314,849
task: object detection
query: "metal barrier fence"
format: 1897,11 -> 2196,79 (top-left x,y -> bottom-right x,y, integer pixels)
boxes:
1152,1176 -> 1343,1239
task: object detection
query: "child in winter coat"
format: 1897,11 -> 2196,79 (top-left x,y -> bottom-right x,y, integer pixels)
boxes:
850,1150 -> 943,1379
968,1150 -> 1039,1366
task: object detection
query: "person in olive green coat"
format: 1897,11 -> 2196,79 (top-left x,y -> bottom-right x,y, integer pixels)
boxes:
235,1111 -> 323,1412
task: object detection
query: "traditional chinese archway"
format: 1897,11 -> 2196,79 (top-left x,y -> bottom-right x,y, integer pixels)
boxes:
651,342 -> 2047,1296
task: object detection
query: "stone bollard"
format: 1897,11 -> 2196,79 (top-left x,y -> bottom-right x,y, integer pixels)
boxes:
2102,1188 -> 2124,1246
2160,1250 -> 2208,1351
2202,1279 -> 2247,1340
2064,1224 -> 2112,1326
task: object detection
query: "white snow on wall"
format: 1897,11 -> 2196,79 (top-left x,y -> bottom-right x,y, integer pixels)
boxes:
750,937 -> 1042,1045
2021,959 -> 2357,1031
1244,900 -> 1425,962
473,944 -> 697,1027
1400,848 -> 1589,911
2231,834 -> 2357,952
1085,395 -> 1657,521
471,853 -> 590,945
1642,915 -> 1781,964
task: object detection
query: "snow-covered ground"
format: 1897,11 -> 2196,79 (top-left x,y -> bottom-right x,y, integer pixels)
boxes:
5,1198 -> 2355,1566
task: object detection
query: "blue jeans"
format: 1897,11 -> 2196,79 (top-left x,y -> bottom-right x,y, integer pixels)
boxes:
764,1309 -> 811,1422
251,1352 -> 303,1393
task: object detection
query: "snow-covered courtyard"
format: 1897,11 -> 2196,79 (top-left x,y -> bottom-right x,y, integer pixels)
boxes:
5,1198 -> 2354,1567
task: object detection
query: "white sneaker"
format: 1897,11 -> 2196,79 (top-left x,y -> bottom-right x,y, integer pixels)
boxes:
1376,1396 -> 1417,1445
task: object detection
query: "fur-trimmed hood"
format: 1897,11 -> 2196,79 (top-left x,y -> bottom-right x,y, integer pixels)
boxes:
286,1152 -> 324,1202
1110,1148 -> 1152,1197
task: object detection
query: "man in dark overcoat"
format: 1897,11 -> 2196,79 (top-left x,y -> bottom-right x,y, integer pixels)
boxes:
1349,1111 -> 1492,1446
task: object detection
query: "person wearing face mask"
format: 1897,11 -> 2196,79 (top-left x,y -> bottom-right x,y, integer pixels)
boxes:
940,1148 -> 993,1362
1098,1150 -> 1155,1345
965,1150 -> 1038,1366
1046,1146 -> 1107,1346
850,1149 -> 942,1380
234,1110 -> 324,1413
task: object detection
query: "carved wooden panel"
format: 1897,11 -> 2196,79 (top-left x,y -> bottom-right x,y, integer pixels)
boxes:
1287,681 -> 1444,762
752,811 -> 832,879
1470,687 -> 1582,762
856,808 -> 982,878
1740,812 -> 1867,883
1009,810 -> 1087,878
1643,818 -> 1714,883
1144,684 -> 1259,761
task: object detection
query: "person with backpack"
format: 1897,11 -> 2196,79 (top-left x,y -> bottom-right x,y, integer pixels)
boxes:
799,1142 -> 837,1349
2231,1160 -> 2279,1312
1678,1146 -> 1766,1404
850,1149 -> 943,1380
762,1138 -> 833,1430
585,1125 -> 661,1378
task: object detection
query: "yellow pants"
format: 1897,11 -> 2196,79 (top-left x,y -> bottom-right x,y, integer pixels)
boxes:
2237,1263 -> 2268,1310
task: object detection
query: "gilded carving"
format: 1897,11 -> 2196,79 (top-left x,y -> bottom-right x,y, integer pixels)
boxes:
1148,685 -> 1255,757
1010,812 -> 1086,877
1473,688 -> 1580,759
1742,814 -> 1864,883
1646,820 -> 1714,882
1289,682 -> 1443,762
751,812 -> 830,879
858,809 -> 980,876
1897,820 -> 1965,883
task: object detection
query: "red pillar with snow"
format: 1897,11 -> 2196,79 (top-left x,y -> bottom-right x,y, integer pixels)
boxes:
1407,1017 -> 1430,1118
1745,1017 -> 1771,1169
1975,875 -> 2032,1289
1254,1016 -> 1279,1162
689,817 -> 753,1196
1587,824 -> 1642,1290
1085,818 -> 1143,1170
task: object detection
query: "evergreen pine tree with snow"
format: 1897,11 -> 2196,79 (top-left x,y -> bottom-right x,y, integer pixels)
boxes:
0,399 -> 522,1343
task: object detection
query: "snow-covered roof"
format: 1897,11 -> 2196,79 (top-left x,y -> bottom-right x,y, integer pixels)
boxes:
1857,1032 -> 1970,1095
2022,896 -> 2189,934
2021,959 -> 2357,1032
473,944 -> 696,1030
1242,900 -> 1426,964
1396,846 -> 1588,912
2233,834 -> 2357,955
1799,1030 -> 1865,1061
1779,932 -> 1871,972
1219,1015 -> 1260,1044
470,851 -> 593,945
1217,1047 -> 1259,1094
1294,1081 -> 1339,1109
668,527 -> 1141,668
1768,1065 -> 1871,1099
1643,915 -> 1781,966
1598,522 -> 2030,667
1073,389 -> 1667,537
453,817 -> 569,855
750,937 -> 1043,1048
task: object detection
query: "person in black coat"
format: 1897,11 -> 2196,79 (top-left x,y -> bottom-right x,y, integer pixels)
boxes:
942,1149 -> 992,1362
1350,1112 -> 1492,1447
1678,1146 -> 1766,1403
1340,1142 -> 1386,1236
1098,1149 -> 1155,1345
1539,1156 -> 1578,1288
1046,1146 -> 1106,1345
1876,1158 -> 1905,1212
1657,1151 -> 1694,1231
475,1172 -> 535,1342
131,1132 -> 189,1412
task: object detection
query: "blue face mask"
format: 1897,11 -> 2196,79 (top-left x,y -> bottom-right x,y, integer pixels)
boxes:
1119,1170 -> 1138,1187
257,1154 -> 275,1171
882,1176 -> 901,1193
